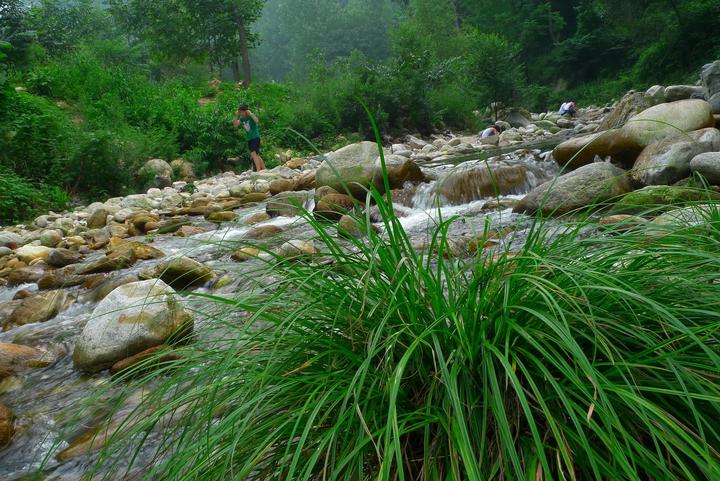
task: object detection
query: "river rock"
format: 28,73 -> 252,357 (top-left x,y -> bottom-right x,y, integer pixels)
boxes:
0,232 -> 23,248
614,185 -> 720,212
139,159 -> 172,179
47,248 -> 83,267
316,142 -> 422,198
245,212 -> 271,225
245,225 -> 283,240
514,163 -> 632,216
39,229 -> 63,247
552,130 -> 637,169
107,239 -> 165,261
314,193 -> 360,221
599,91 -> 656,130
269,178 -> 298,195
622,100 -> 715,149
646,85 -> 666,104
286,158 -> 308,169
0,342 -> 56,377
75,248 -> 137,275
630,132 -> 716,185
150,257 -> 214,290
73,279 -> 192,372
231,247 -> 260,262
83,273 -> 140,303
3,290 -> 69,330
497,107 -> 532,128
206,211 -> 238,222
689,152 -> 720,184
0,403 -> 13,448
0,247 -> 11,258
174,225 -> 207,237
647,204 -> 718,233
7,265 -> 46,286
277,240 -> 317,259
664,85 -> 705,102
87,208 -> 110,229
266,191 -> 312,217
436,162 -> 531,205
110,345 -> 183,375
15,245 -> 52,263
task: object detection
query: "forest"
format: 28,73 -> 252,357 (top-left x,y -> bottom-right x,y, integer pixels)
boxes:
1,0 -> 719,222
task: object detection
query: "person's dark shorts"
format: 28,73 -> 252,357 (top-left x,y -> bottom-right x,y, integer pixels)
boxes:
248,137 -> 261,154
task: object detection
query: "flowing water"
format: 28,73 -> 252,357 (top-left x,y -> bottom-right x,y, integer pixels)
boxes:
0,147 -> 560,479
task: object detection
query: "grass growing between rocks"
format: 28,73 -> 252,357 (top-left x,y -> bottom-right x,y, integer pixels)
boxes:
56,137 -> 720,480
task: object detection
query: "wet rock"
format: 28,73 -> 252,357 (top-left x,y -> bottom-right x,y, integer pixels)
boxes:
37,268 -> 95,290
87,208 -> 110,229
108,239 -> 165,261
277,240 -> 318,259
598,214 -> 647,230
0,403 -> 13,448
383,154 -> 426,189
231,247 -> 260,262
646,85 -> 666,104
128,212 -> 161,234
690,152 -> 720,184
314,185 -> 339,203
0,342 -> 56,377
514,163 -> 632,216
150,257 -> 214,290
15,245 -> 52,263
206,211 -> 238,222
436,162 -> 531,205
266,191 -> 312,217
245,212 -> 271,225
73,279 -> 192,372
647,204 -> 718,232
174,225 -> 207,237
240,192 -> 271,204
75,248 -> 136,275
245,225 -> 284,240
3,290 -> 70,330
47,248 -> 83,268
0,247 -> 12,259
315,193 -> 361,221
7,265 -> 46,286
614,185 -> 720,212
337,215 -> 378,239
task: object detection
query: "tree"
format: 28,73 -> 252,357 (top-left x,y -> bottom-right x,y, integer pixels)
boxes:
108,0 -> 264,84
462,30 -> 524,120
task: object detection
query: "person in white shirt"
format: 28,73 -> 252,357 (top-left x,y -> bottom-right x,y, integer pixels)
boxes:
559,100 -> 577,117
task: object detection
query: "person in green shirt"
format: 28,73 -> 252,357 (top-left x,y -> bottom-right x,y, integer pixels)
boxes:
233,103 -> 266,171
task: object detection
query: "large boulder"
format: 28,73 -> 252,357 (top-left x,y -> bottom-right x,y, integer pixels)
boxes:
690,152 -> 720,184
664,85 -> 705,102
514,163 -> 632,216
316,142 -> 424,198
266,191 -> 312,217
613,185 -> 720,213
138,159 -> 172,179
701,60 -> 720,114
435,161 -> 532,205
497,108 -> 532,128
599,91 -> 656,131
15,245 -> 52,263
621,100 -> 715,149
170,159 -> 195,181
73,279 -> 192,373
630,129 -> 720,185
552,130 -> 639,170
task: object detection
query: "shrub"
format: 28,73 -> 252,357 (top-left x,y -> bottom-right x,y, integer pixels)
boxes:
0,166 -> 65,225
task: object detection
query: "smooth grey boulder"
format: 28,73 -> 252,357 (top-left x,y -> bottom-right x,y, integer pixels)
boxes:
514,163 -> 632,216
73,279 -> 192,373
690,152 -> 720,184
664,85 -> 704,102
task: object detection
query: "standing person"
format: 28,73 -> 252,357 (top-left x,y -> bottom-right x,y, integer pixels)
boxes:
233,103 -> 266,172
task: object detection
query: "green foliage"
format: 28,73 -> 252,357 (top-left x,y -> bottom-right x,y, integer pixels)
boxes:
0,166 -> 66,225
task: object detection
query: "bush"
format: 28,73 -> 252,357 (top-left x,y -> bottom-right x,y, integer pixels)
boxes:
0,166 -> 65,225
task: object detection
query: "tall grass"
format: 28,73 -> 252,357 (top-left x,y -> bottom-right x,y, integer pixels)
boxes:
55,135 -> 720,480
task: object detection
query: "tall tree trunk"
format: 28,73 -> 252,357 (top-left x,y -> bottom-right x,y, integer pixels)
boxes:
231,60 -> 241,82
234,6 -> 252,87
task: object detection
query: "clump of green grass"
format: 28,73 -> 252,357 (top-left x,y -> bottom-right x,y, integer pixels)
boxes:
55,141 -> 720,481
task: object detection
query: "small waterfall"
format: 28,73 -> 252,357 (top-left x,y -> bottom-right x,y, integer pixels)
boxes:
411,151 -> 559,210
